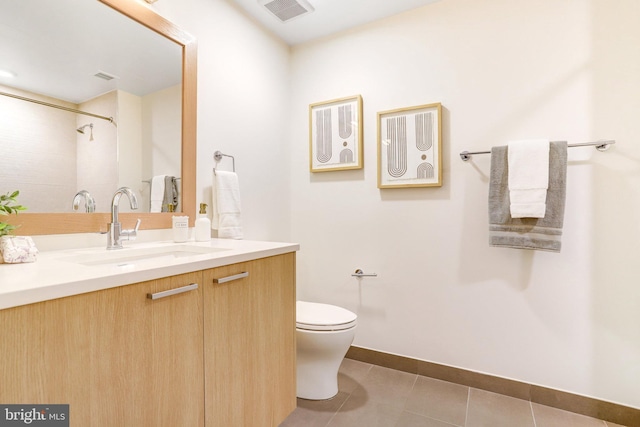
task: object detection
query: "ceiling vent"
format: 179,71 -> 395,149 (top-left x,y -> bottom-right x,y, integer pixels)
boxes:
94,71 -> 119,81
259,0 -> 315,23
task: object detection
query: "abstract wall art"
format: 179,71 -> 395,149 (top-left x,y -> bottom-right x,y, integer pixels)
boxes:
309,95 -> 363,172
377,103 -> 442,188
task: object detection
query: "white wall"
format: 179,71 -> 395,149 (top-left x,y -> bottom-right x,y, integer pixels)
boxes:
77,91 -> 118,213
142,83 -> 181,191
117,90 -> 144,211
117,86 -> 182,213
153,0 -> 292,241
153,0 -> 640,409
290,0 -> 640,409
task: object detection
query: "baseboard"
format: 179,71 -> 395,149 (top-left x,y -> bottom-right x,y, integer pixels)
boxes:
346,346 -> 639,427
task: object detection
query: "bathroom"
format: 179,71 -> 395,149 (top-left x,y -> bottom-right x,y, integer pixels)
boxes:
0,0 -> 638,426
181,0 -> 639,416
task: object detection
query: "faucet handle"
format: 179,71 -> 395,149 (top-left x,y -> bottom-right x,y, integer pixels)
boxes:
121,219 -> 142,241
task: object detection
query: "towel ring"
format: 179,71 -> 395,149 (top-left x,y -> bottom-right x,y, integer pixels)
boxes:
213,150 -> 236,175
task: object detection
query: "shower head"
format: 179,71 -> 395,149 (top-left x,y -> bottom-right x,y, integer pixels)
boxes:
77,123 -> 94,141
76,123 -> 92,134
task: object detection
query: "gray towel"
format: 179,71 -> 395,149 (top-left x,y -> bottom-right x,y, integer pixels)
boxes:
488,141 -> 567,252
161,176 -> 179,212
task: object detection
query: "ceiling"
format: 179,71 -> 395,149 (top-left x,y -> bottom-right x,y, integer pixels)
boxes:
229,0 -> 442,46
0,0 -> 441,104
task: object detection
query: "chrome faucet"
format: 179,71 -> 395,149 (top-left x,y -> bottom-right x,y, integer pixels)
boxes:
107,187 -> 141,250
72,190 -> 96,213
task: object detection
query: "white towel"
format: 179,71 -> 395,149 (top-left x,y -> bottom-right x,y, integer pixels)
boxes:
150,175 -> 166,213
508,139 -> 549,218
211,170 -> 243,239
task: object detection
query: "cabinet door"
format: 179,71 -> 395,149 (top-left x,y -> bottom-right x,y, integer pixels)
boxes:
203,253 -> 296,427
0,271 -> 204,427
0,286 -> 93,421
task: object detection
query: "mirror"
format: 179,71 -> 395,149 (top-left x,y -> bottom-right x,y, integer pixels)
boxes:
1,0 -> 197,234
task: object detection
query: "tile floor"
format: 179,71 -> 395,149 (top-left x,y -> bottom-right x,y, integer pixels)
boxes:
280,358 -> 628,427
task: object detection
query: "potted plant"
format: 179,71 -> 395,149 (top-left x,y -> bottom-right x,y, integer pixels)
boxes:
0,191 -> 36,264
0,190 -> 26,237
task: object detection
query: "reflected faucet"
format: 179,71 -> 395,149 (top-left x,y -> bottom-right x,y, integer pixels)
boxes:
107,187 -> 141,250
72,190 -> 96,213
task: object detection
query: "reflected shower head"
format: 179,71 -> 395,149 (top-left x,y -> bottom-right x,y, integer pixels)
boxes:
76,123 -> 92,134
77,123 -> 94,141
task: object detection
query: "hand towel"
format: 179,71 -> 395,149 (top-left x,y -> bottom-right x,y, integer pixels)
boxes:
508,139 -> 550,218
489,141 -> 567,252
150,175 -> 166,213
211,170 -> 243,239
162,176 -> 178,212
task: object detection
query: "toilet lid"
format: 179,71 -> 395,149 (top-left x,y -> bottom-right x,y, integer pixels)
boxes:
296,301 -> 357,331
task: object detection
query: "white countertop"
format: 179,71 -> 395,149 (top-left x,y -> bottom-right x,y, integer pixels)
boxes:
0,238 -> 299,310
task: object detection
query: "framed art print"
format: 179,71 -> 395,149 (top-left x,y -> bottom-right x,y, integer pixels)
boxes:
309,95 -> 363,172
377,102 -> 442,188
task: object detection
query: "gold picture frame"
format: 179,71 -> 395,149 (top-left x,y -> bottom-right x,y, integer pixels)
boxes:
377,102 -> 442,188
309,95 -> 363,172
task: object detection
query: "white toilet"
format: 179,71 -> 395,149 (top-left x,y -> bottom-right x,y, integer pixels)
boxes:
296,300 -> 357,400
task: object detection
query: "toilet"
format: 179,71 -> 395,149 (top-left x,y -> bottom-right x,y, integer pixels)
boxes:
296,300 -> 357,400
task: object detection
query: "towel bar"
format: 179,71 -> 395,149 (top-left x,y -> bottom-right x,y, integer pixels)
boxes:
213,150 -> 236,174
142,177 -> 181,183
460,139 -> 615,161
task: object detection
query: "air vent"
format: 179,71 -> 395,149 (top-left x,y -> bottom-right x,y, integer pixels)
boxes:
259,0 -> 314,23
94,71 -> 119,81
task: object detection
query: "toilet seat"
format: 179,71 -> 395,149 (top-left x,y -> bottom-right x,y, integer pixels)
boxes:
296,301 -> 357,332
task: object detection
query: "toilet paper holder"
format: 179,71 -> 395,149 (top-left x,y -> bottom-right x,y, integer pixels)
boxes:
352,269 -> 377,278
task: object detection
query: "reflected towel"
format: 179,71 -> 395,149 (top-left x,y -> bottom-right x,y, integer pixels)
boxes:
150,175 -> 166,213
489,142 -> 567,252
508,139 -> 550,218
211,170 -> 243,240
162,176 -> 178,212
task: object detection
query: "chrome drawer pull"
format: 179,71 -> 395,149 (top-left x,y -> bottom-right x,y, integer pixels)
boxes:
147,283 -> 199,300
212,271 -> 249,284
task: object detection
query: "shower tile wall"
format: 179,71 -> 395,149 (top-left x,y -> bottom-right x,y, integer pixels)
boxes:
0,84 -> 77,212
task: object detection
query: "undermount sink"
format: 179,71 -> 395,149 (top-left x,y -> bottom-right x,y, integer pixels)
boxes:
62,244 -> 230,267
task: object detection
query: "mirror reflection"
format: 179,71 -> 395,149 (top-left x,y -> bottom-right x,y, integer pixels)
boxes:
0,0 -> 183,214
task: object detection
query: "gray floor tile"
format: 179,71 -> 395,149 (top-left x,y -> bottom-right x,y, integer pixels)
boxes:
404,376 -> 469,426
349,365 -> 417,409
532,403 -> 608,427
338,358 -> 373,394
466,388 -> 535,427
281,360 -> 621,427
396,411 -> 460,427
280,393 -> 350,427
326,392 -> 404,427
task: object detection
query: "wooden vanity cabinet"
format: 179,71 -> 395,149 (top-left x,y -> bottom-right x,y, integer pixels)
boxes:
0,271 -> 204,427
0,252 -> 296,427
203,253 -> 297,427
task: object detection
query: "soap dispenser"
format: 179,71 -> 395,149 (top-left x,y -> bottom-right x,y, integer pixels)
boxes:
195,203 -> 211,242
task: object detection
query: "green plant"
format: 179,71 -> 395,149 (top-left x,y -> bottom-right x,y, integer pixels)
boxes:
0,191 -> 27,237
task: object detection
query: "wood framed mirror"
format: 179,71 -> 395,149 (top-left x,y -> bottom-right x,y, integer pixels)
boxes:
6,0 -> 197,235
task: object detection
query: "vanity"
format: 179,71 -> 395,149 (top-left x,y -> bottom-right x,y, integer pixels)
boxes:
0,239 -> 298,426
1,1 -> 298,424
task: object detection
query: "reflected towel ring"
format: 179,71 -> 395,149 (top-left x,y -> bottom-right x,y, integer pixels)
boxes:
352,269 -> 378,278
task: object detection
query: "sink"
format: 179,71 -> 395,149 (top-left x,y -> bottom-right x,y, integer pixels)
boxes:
61,244 -> 230,267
